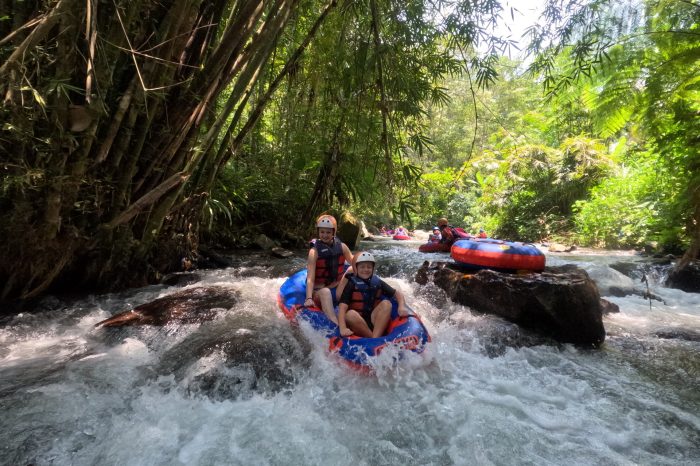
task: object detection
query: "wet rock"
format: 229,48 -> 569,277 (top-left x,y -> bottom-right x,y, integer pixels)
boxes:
95,286 -> 238,327
270,247 -> 294,258
156,310 -> 312,399
666,260 -> 700,293
337,211 -> 362,249
654,328 -> 700,342
417,262 -> 606,346
600,298 -> 620,314
642,241 -> 660,254
609,261 -> 645,278
548,243 -> 575,253
584,265 -> 636,297
360,220 -> 371,238
197,246 -> 234,268
254,233 -> 278,250
477,322 -> 553,357
160,272 -> 202,287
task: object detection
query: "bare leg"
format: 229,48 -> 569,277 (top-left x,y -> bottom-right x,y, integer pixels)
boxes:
314,287 -> 337,325
370,300 -> 392,338
346,310 -> 373,338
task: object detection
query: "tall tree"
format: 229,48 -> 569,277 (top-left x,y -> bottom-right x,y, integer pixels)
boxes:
0,0 -> 334,300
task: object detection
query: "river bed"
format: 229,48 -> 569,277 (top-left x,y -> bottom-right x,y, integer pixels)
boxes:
1,238 -> 698,465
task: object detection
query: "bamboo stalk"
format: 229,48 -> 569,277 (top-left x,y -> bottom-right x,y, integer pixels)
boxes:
0,0 -> 70,78
107,171 -> 189,229
202,0 -> 325,186
84,0 -> 97,103
95,76 -> 138,164
369,0 -> 392,182
43,0 -> 82,240
198,0 -> 297,160
20,242 -> 76,300
0,13 -> 44,46
137,0 -> 291,197
218,0 -> 337,172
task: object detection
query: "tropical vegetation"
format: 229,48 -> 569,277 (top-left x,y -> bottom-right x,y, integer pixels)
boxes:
1,0 -> 698,301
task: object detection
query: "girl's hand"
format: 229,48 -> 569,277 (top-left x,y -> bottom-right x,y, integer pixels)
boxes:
304,297 -> 315,307
340,328 -> 354,337
398,306 -> 408,317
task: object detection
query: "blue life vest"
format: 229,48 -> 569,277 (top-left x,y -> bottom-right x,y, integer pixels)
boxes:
347,274 -> 383,315
310,237 -> 345,286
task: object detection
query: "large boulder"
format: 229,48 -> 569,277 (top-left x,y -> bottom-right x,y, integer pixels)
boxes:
254,233 -> 278,250
95,286 -> 239,327
416,262 -> 607,347
336,211 -> 362,249
153,311 -> 312,399
666,260 -> 700,293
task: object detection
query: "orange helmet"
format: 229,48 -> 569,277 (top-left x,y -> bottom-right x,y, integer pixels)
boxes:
351,251 -> 376,271
316,214 -> 337,231
438,218 -> 448,227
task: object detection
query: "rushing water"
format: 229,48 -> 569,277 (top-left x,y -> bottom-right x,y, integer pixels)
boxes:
1,238 -> 699,465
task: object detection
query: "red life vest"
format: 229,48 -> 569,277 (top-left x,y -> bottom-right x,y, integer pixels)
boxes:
439,225 -> 456,244
347,274 -> 383,316
311,237 -> 345,286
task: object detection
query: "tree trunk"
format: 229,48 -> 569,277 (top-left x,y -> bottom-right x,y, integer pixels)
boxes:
676,181 -> 700,271
0,0 -> 312,301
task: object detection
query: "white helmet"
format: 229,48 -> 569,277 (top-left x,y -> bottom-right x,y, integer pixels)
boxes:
352,251 -> 376,270
316,215 -> 336,230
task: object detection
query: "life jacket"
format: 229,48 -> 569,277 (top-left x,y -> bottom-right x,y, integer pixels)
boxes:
347,274 -> 383,315
310,237 -> 345,286
439,225 -> 456,243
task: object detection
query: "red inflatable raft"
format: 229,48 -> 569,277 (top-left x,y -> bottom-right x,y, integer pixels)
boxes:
451,238 -> 545,272
418,242 -> 451,253
393,234 -> 410,240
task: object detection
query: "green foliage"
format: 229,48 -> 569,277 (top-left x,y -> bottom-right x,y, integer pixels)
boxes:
206,0 -> 511,236
573,150 -> 681,248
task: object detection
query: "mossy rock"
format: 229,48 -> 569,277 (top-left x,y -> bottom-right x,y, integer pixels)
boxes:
336,211 -> 361,249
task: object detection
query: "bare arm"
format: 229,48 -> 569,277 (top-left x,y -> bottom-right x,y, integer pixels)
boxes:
342,243 -> 354,263
335,243 -> 355,297
394,289 -> 408,316
305,249 -> 317,305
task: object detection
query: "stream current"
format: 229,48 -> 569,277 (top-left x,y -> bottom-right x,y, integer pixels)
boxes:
1,238 -> 698,465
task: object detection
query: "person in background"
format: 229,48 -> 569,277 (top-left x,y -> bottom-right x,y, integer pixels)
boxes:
395,226 -> 409,236
306,214 -> 354,324
477,228 -> 488,238
428,227 -> 442,242
437,218 -> 455,245
338,252 -> 408,338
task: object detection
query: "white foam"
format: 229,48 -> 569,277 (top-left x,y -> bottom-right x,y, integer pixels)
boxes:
0,258 -> 698,465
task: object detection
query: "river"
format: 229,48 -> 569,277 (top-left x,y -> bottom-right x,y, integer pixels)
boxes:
1,238 -> 698,465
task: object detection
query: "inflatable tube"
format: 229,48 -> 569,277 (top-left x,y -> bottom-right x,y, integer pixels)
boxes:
418,242 -> 451,253
452,227 -> 472,239
277,269 -> 430,371
451,238 -> 545,272
392,234 -> 410,241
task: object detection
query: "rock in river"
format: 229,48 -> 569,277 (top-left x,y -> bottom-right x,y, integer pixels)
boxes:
95,286 -> 239,327
416,262 -> 608,347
